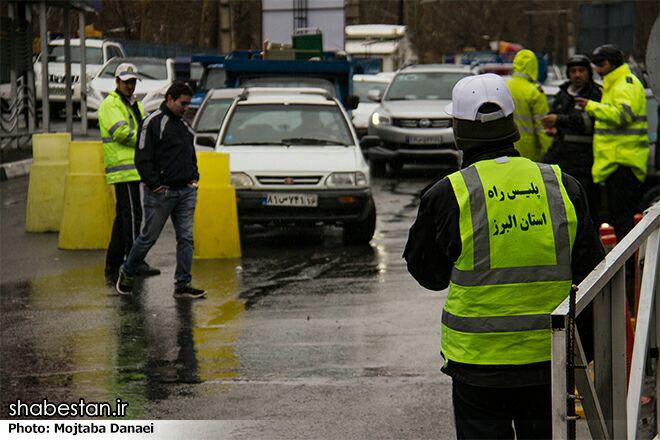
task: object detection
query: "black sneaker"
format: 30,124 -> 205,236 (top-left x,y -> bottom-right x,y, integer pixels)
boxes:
174,284 -> 207,299
115,269 -> 135,295
136,262 -> 161,277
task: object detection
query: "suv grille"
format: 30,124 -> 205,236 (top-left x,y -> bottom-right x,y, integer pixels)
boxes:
257,175 -> 322,185
49,74 -> 80,85
393,118 -> 451,129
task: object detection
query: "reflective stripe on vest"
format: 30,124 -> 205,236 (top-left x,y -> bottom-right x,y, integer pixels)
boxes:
563,134 -> 592,143
594,128 -> 647,136
106,164 -> 137,174
442,309 -> 551,333
450,163 -> 571,286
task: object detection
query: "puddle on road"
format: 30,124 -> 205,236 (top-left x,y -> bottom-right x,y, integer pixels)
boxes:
0,261 -> 245,418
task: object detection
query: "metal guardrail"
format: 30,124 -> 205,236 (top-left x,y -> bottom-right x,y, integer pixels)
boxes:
552,201 -> 660,439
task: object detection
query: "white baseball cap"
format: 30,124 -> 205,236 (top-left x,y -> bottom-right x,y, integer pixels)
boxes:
115,63 -> 140,81
444,73 -> 514,122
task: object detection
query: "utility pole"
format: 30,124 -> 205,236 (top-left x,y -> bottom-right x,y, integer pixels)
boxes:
219,0 -> 233,53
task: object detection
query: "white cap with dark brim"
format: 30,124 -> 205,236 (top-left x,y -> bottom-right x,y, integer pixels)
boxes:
115,63 -> 140,81
444,73 -> 514,122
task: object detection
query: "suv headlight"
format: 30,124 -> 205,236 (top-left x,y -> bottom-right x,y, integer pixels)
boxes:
371,112 -> 391,126
230,172 -> 254,189
325,172 -> 368,188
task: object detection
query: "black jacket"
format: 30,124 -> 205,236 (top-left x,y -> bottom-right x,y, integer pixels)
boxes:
542,80 -> 602,176
135,103 -> 200,190
403,146 -> 605,386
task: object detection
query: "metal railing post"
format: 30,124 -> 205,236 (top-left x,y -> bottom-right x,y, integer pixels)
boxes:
627,229 -> 660,439
594,282 -> 614,437
610,268 -> 628,438
39,1 -> 49,132
552,313 -> 569,440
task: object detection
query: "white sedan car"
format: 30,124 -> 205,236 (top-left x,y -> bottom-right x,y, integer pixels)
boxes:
196,87 -> 377,244
85,57 -> 175,121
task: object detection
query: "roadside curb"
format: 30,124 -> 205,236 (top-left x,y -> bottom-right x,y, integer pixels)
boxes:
0,159 -> 32,182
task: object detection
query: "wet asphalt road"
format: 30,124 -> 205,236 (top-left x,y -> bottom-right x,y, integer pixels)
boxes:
0,168 -> 460,438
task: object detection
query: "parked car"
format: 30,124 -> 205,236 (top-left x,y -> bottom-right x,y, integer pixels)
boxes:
85,57 -> 175,121
351,73 -> 394,138
192,88 -> 243,149
34,38 -> 125,114
366,64 -> 474,174
197,87 -> 376,243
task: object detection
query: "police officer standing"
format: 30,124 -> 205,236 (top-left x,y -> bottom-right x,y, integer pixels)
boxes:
99,63 -> 159,281
404,74 -> 603,439
542,54 -> 602,219
576,44 -> 649,238
507,49 -> 552,161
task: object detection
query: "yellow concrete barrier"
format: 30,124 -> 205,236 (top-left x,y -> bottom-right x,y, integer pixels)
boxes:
26,133 -> 71,232
194,152 -> 241,259
58,141 -> 115,249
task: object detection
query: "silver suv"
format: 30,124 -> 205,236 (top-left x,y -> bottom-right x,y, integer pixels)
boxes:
365,64 -> 474,174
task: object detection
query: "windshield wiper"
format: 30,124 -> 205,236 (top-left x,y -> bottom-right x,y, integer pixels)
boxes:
281,137 -> 348,146
225,141 -> 291,146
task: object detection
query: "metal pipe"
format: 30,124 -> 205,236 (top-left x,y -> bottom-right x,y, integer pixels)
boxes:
63,3 -> 73,134
25,2 -> 35,133
39,0 -> 49,132
79,10 -> 87,136
8,1 -> 18,148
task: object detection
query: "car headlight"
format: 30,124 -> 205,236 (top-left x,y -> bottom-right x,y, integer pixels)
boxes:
371,112 -> 391,126
230,172 -> 254,189
325,172 -> 368,188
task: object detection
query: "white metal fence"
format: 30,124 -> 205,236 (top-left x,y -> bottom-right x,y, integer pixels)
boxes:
552,201 -> 660,439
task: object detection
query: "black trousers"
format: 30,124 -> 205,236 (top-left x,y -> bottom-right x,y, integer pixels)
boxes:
105,181 -> 142,273
452,380 -> 552,440
603,166 -> 642,239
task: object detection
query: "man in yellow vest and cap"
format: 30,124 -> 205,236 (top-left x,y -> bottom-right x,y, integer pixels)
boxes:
575,44 -> 649,238
507,49 -> 552,162
99,63 -> 160,282
404,74 -> 603,439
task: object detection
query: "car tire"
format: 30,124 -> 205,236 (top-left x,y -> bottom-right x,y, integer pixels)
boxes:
343,197 -> 376,245
369,159 -> 386,177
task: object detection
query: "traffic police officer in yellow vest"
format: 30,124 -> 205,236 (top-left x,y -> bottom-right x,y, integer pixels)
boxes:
575,44 -> 649,238
99,63 -> 159,280
404,74 -> 603,439
507,49 -> 552,162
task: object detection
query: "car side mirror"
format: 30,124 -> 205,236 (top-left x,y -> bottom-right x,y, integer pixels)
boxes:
360,135 -> 380,149
195,134 -> 216,148
347,95 -> 360,110
367,89 -> 382,102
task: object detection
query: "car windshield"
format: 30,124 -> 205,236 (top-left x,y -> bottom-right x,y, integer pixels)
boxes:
354,81 -> 388,102
195,99 -> 234,132
241,77 -> 337,97
99,60 -> 168,80
48,45 -> 104,65
201,68 -> 226,90
385,72 -> 469,100
222,104 -> 353,146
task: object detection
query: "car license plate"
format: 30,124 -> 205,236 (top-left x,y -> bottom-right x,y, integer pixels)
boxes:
407,136 -> 443,145
262,193 -> 318,207
49,87 -> 67,96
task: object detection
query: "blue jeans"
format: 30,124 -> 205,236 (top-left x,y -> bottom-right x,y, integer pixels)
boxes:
123,185 -> 197,285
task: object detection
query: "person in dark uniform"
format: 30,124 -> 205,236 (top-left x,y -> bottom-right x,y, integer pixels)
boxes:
542,54 -> 603,221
